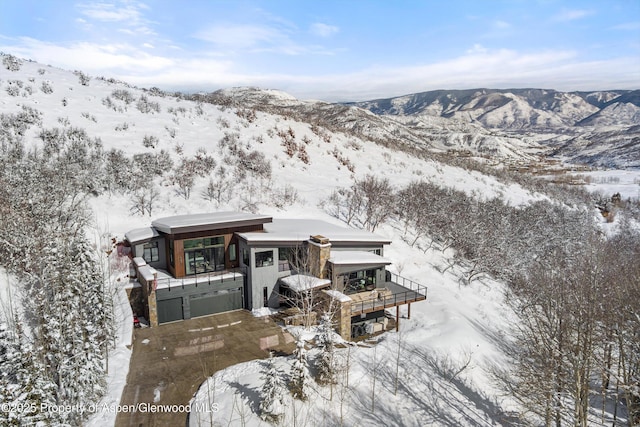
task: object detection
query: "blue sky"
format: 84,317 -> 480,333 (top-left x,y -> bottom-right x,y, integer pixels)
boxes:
1,0 -> 639,101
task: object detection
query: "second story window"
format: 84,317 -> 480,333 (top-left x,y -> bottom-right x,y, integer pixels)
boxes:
143,241 -> 159,263
255,250 -> 274,268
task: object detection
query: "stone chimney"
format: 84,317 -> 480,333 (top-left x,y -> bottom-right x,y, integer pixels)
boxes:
308,235 -> 331,278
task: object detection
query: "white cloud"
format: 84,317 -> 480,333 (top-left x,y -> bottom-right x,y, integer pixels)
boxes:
466,44 -> 488,54
612,21 -> 640,31
193,23 -> 337,56
2,37 -> 174,74
77,1 -> 144,22
76,1 -> 156,36
194,24 -> 286,50
273,49 -> 639,101
493,20 -> 511,30
310,23 -> 339,37
553,9 -> 595,22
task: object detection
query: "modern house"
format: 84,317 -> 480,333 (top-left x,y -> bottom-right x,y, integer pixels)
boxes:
124,212 -> 426,339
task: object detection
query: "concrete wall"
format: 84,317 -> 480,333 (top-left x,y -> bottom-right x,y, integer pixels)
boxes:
239,241 -> 282,310
250,247 -> 280,309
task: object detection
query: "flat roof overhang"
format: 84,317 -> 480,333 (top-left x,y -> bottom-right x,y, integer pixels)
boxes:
125,227 -> 160,245
152,212 -> 272,235
328,250 -> 393,267
236,218 -> 391,247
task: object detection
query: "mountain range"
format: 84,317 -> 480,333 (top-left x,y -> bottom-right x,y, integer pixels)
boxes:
197,86 -> 640,168
348,88 -> 640,168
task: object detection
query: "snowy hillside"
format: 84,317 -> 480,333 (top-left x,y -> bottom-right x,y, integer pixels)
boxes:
0,57 -> 548,237
1,54 -> 638,427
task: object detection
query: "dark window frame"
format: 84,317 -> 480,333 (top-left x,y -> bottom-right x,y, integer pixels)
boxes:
255,250 -> 274,268
143,240 -> 159,263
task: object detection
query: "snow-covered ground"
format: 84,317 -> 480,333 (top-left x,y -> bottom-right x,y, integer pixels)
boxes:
84,259 -> 134,427
578,169 -> 640,200
186,218 -> 522,426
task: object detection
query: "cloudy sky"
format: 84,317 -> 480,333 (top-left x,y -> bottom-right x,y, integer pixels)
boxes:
1,0 -> 639,101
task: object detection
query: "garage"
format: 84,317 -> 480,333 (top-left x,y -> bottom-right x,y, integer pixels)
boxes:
189,288 -> 243,318
157,297 -> 183,324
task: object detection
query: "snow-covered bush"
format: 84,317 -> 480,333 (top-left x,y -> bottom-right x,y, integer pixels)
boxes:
40,80 -> 54,94
74,70 -> 90,86
111,89 -> 135,104
2,54 -> 22,71
272,184 -> 300,209
136,94 -> 161,114
142,134 -> 159,148
236,149 -> 272,180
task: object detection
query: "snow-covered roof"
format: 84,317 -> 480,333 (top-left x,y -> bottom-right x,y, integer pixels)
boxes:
137,265 -> 157,282
125,227 -> 160,244
132,257 -> 147,267
328,251 -> 392,266
324,289 -> 352,303
279,274 -> 331,292
151,212 -> 272,235
237,219 -> 391,246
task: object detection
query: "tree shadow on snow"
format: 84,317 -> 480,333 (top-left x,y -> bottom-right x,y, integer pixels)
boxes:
395,342 -> 521,426
227,380 -> 261,415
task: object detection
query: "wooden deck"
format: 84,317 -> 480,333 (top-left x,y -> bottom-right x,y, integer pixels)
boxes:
349,275 -> 427,315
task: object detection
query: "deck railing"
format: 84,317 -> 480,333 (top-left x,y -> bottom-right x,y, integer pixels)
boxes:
150,267 -> 246,292
350,272 -> 427,315
387,272 -> 428,298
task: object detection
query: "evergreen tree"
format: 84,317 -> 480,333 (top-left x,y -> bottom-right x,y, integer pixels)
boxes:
35,236 -> 108,425
315,313 -> 337,385
289,337 -> 309,401
259,352 -> 286,423
12,321 -> 57,426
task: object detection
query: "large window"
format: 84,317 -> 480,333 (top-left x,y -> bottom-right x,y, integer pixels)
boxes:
255,250 -> 274,268
143,241 -> 159,263
343,269 -> 378,294
278,247 -> 304,272
184,236 -> 226,275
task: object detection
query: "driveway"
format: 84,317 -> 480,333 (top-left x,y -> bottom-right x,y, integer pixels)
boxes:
115,310 -> 295,427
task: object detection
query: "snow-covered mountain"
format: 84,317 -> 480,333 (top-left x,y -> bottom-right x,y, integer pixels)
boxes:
349,88 -> 639,128
350,88 -> 640,168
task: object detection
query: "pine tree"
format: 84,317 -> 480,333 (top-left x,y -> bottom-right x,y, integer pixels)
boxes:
12,321 -> 57,426
259,352 -> 286,423
32,236 -> 108,425
315,313 -> 337,385
289,337 -> 309,401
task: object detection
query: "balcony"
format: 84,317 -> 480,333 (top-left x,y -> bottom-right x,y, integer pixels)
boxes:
131,257 -> 245,293
349,272 -> 427,315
